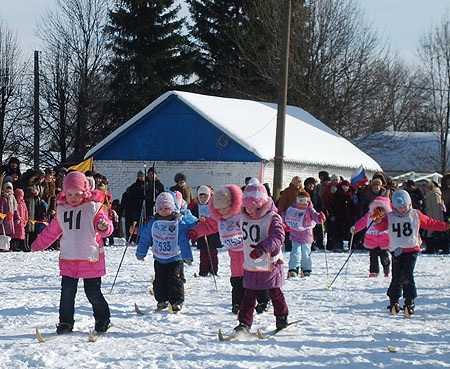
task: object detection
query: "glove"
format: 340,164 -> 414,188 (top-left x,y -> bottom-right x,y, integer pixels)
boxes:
283,224 -> 291,233
199,216 -> 206,222
319,212 -> 326,222
249,244 -> 265,259
350,226 -> 356,234
183,258 -> 193,266
187,230 -> 198,243
96,218 -> 109,231
136,256 -> 145,261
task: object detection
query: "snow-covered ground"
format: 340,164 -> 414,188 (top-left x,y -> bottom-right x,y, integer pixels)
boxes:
1,242 -> 449,369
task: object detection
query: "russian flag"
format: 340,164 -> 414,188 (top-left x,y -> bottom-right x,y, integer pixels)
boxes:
350,165 -> 367,190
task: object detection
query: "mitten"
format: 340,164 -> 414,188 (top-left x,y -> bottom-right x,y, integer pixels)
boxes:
319,212 -> 326,222
187,230 -> 198,243
283,224 -> 291,233
96,218 -> 109,231
136,256 -> 145,261
249,244 -> 265,259
350,226 -> 356,234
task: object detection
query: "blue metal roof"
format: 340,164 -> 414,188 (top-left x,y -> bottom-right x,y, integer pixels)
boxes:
93,95 -> 262,162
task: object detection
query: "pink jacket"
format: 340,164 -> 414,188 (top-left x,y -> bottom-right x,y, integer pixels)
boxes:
31,191 -> 113,279
0,196 -> 19,236
11,199 -> 28,240
353,212 -> 389,249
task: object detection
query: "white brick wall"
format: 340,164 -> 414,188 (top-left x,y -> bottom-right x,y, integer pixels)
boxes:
95,160 -> 373,202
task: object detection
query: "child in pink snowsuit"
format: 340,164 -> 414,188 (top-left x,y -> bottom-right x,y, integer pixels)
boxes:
10,188 -> 28,252
32,171 -> 114,335
351,196 -> 391,277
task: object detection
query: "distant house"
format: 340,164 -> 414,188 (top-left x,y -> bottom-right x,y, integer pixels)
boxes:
352,131 -> 446,183
85,91 -> 382,201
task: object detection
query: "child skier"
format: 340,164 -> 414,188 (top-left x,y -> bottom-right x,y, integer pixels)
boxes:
31,171 -> 114,334
285,191 -> 326,277
188,185 -> 221,276
0,182 -> 19,250
351,196 -> 391,277
235,178 -> 288,333
187,184 -> 270,314
136,192 -> 192,312
382,190 -> 449,315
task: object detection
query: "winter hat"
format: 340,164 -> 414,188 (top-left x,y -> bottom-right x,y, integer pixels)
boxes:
2,175 -> 13,185
341,180 -> 350,187
242,178 -> 269,208
369,196 -> 392,214
63,171 -> 90,193
304,177 -> 316,187
296,190 -> 311,204
213,187 -> 232,209
197,185 -> 211,204
174,173 -> 187,183
2,182 -> 13,191
392,190 -> 411,208
14,188 -> 24,200
137,170 -> 145,177
155,192 -> 176,212
331,174 -> 339,181
371,178 -> 382,186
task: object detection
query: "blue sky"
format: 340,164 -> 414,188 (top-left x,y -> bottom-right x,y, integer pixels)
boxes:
1,0 -> 449,64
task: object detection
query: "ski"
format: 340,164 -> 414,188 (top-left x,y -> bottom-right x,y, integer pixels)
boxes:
256,319 -> 302,339
134,303 -> 181,315
35,327 -> 60,343
218,328 -> 260,341
88,325 -> 112,342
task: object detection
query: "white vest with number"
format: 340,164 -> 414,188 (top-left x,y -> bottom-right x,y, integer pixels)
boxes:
242,211 -> 282,272
57,201 -> 102,262
387,210 -> 420,250
152,219 -> 180,259
284,207 -> 316,231
198,204 -> 210,218
218,214 -> 244,252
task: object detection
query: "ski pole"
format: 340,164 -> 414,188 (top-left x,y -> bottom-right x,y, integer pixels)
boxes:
205,237 -> 219,293
321,219 -> 329,278
110,221 -> 137,294
344,231 -> 355,276
326,217 -> 376,290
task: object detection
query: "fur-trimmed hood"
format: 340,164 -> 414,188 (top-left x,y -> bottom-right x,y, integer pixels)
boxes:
369,196 -> 392,215
208,184 -> 242,221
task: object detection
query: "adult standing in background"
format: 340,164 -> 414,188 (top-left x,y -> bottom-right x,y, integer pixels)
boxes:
277,176 -> 303,252
128,171 -> 147,225
145,167 -> 164,218
170,173 -> 194,204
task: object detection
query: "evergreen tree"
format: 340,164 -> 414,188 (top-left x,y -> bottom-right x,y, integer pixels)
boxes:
106,0 -> 194,125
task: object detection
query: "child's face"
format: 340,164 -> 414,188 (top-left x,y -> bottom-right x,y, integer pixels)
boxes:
66,189 -> 84,206
15,193 -> 23,201
342,184 -> 349,192
217,206 -> 232,217
396,205 -> 410,214
296,201 -> 308,210
245,206 -> 260,217
199,194 -> 208,204
4,188 -> 12,195
11,173 -> 18,182
157,206 -> 172,217
374,206 -> 386,217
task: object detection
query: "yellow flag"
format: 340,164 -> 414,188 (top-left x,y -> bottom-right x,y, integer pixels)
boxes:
68,157 -> 93,173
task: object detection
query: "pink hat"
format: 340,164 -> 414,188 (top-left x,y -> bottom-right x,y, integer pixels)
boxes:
63,171 -> 90,193
369,196 -> 392,213
242,178 -> 269,208
156,192 -> 176,212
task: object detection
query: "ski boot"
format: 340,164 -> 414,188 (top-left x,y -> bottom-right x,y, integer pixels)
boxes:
231,304 -> 240,314
404,299 -> 415,316
287,269 -> 298,278
94,319 -> 111,333
233,322 -> 250,334
157,301 -> 168,309
302,270 -> 311,277
171,303 -> 183,312
255,302 -> 268,314
56,322 -> 73,335
368,273 -> 378,278
276,315 -> 288,330
387,301 -> 400,315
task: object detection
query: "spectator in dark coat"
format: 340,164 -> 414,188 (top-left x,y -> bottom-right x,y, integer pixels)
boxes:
403,180 -> 424,211
145,168 -> 164,217
170,173 -> 194,205
128,171 -> 147,225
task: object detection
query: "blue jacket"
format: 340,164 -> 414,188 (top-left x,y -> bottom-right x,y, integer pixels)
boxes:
136,215 -> 193,263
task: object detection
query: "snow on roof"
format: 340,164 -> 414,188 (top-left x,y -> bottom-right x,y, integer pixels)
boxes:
86,91 -> 381,171
352,131 -> 446,173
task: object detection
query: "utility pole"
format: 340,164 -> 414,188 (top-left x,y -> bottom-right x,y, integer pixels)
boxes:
273,0 -> 292,200
33,51 -> 40,169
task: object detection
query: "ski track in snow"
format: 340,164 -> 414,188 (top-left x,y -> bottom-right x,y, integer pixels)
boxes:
1,241 -> 449,368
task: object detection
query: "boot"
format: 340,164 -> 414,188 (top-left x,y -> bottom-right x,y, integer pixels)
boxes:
287,270 -> 298,278
157,301 -> 168,309
233,322 -> 250,334
255,302 -> 267,314
56,322 -> 73,335
94,319 -> 111,333
171,303 -> 183,312
231,304 -> 240,314
404,299 -> 415,316
276,315 -> 288,330
387,300 -> 400,315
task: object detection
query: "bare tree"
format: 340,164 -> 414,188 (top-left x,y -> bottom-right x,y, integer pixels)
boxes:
418,12 -> 450,173
38,0 -> 111,163
0,20 -> 27,164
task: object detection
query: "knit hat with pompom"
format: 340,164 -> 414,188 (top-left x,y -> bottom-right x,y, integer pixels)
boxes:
63,171 -> 90,193
155,192 -> 176,212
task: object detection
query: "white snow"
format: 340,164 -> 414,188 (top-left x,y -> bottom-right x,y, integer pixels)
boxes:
1,242 -> 449,368
85,91 -> 382,172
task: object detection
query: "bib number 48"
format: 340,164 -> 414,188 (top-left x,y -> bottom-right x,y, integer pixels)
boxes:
392,222 -> 412,237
